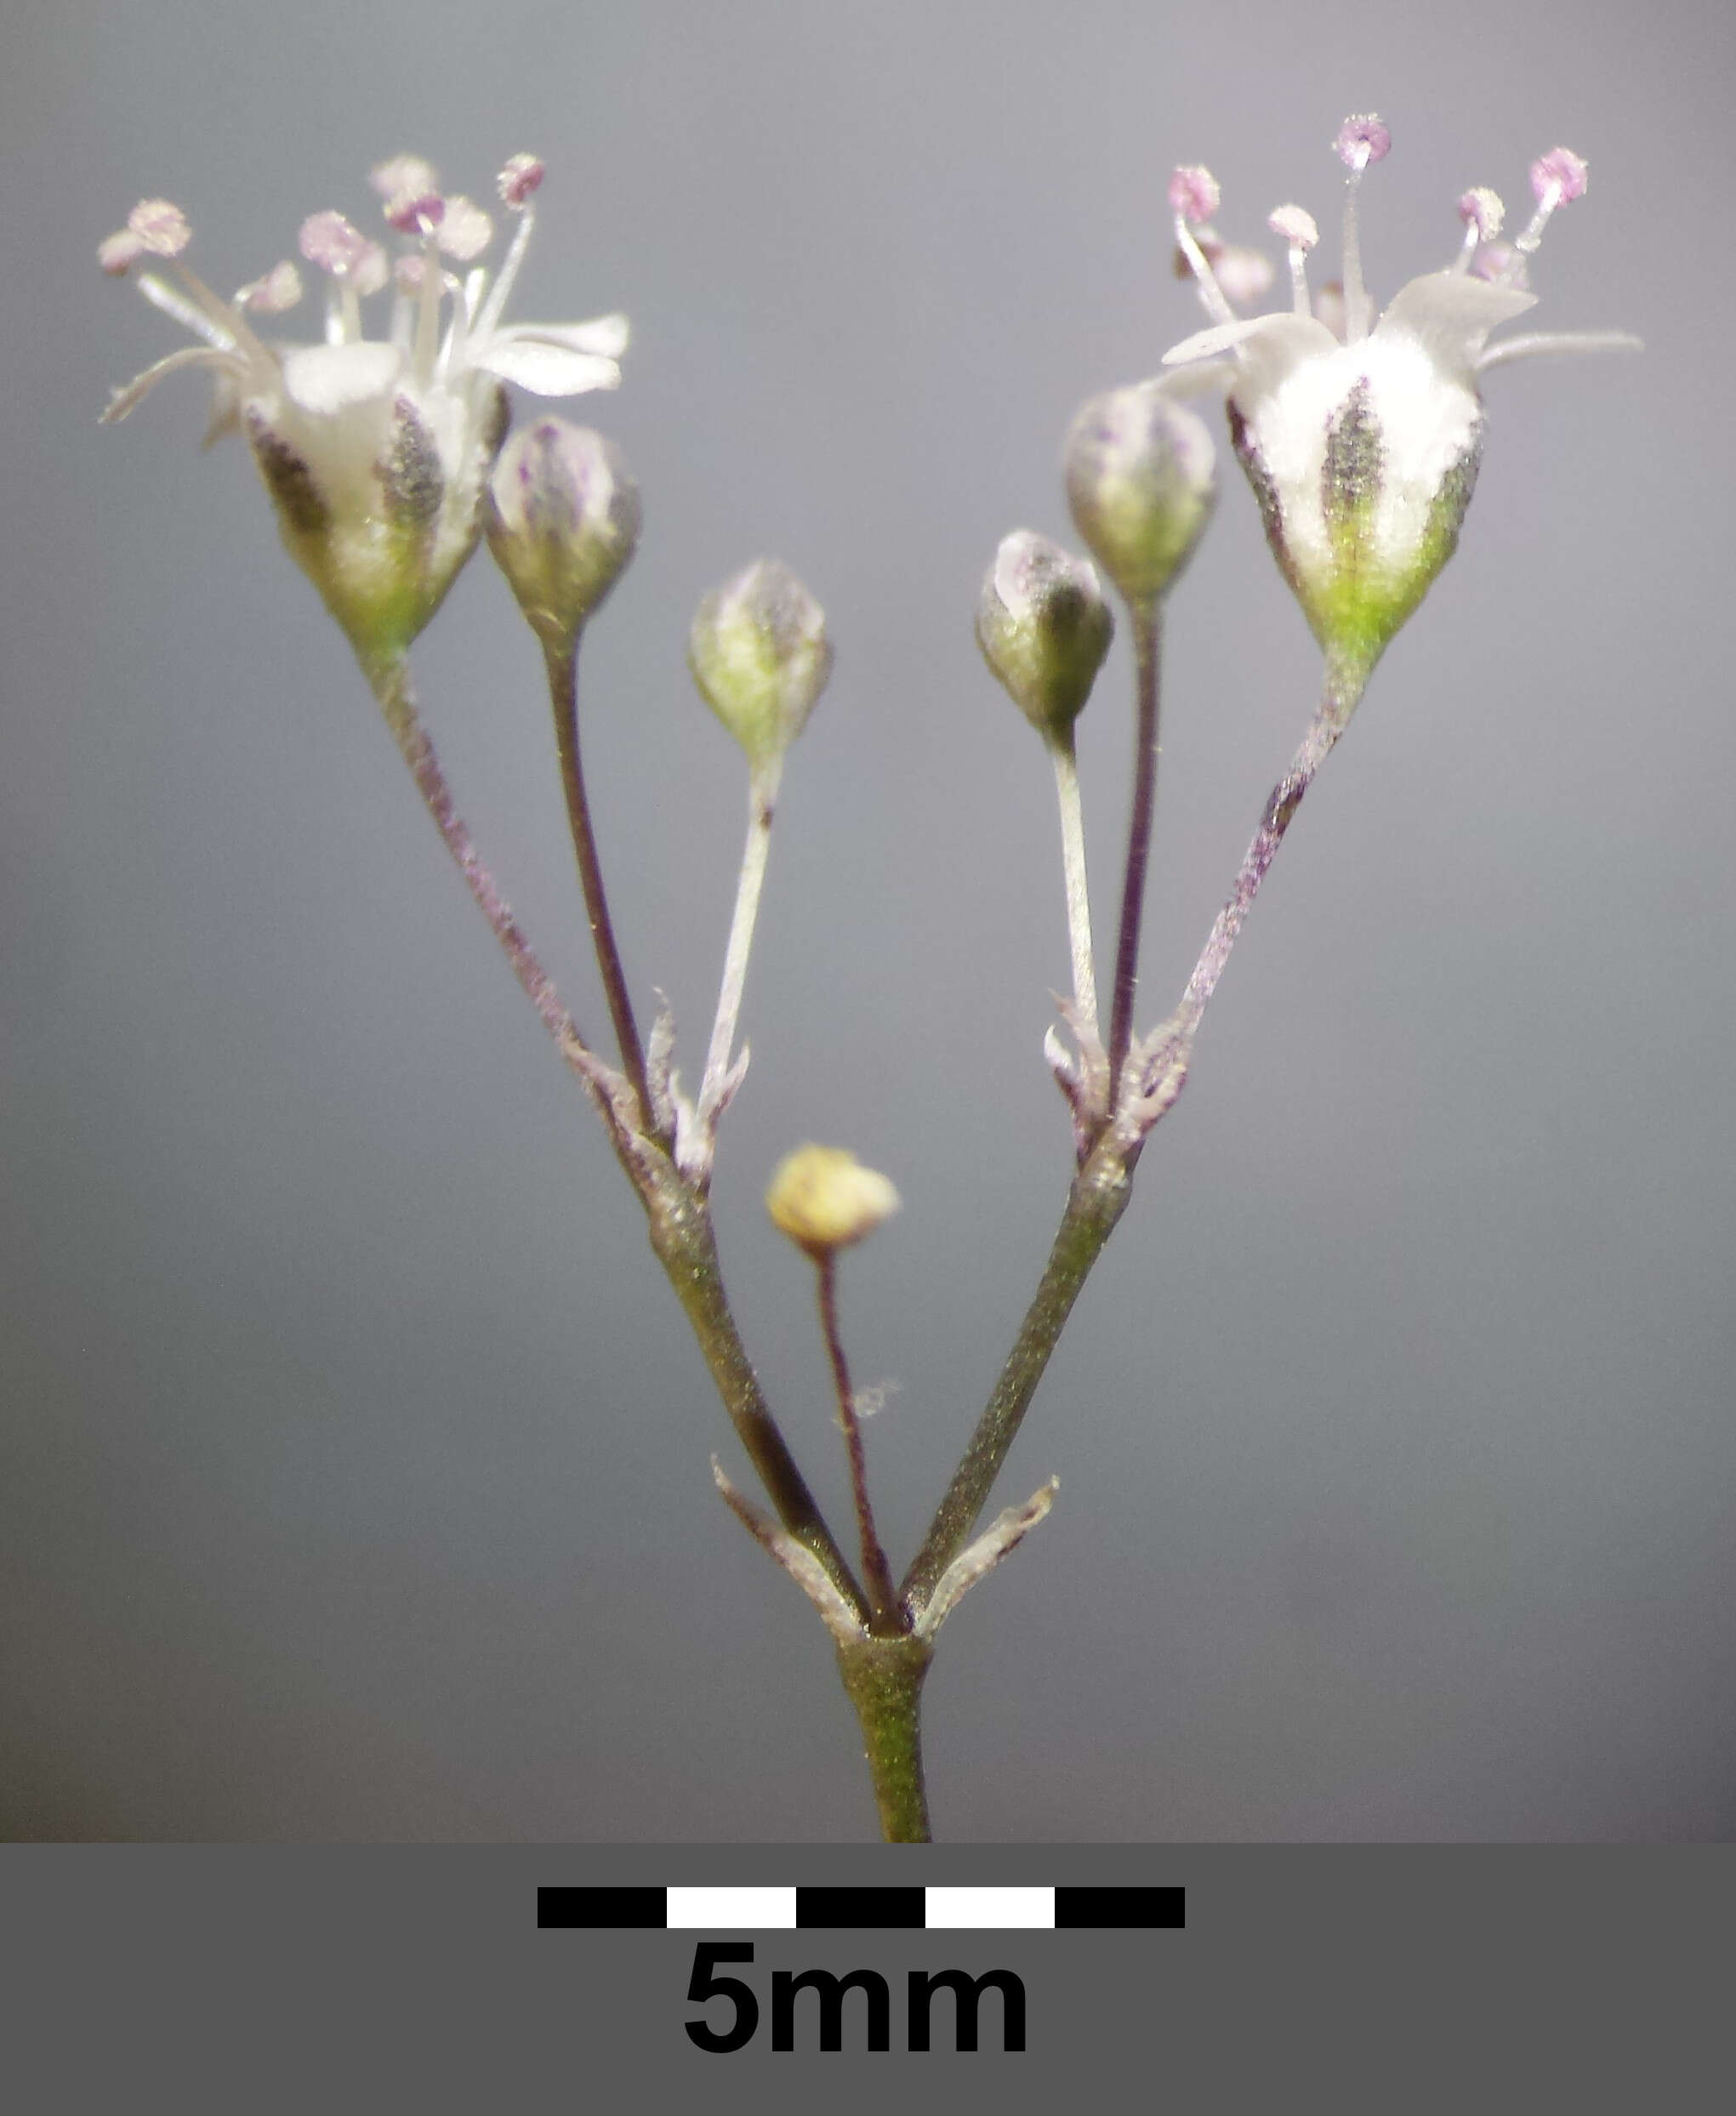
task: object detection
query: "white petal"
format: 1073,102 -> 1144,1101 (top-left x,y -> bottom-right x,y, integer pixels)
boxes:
1376,269 -> 1536,383
475,338 -> 621,395
282,340 -> 401,414
100,344 -> 239,424
1163,310 -> 1335,368
499,311 -> 630,359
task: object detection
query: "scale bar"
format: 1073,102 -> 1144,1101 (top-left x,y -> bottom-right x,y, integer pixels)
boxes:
537,1885 -> 1183,1931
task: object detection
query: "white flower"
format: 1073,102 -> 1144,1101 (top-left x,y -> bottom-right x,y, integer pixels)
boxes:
100,154 -> 629,668
1160,122 -> 1639,683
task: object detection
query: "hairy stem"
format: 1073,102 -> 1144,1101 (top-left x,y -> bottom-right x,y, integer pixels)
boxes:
1108,598 -> 1162,1102
368,657 -> 602,1092
1175,659 -> 1363,1041
543,638 -> 653,1128
816,1254 -> 899,1627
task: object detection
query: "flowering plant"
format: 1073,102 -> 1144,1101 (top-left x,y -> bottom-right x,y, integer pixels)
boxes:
100,119 -> 1636,1840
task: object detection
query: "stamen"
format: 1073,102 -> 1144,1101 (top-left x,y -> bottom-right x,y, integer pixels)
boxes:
1515,146 -> 1588,257
497,153 -> 545,210
473,167 -> 542,343
236,260 -> 303,315
1471,240 -> 1527,290
1268,204 -> 1318,315
1332,112 -> 1389,344
1212,245 -> 1274,309
99,198 -> 192,276
98,230 -> 143,274
384,188 -> 446,238
299,213 -> 381,344
411,230 -> 444,385
127,199 -> 192,258
299,210 -> 373,276
370,155 -> 439,201
1169,163 -> 1236,327
1453,186 -> 1504,273
435,195 -> 492,262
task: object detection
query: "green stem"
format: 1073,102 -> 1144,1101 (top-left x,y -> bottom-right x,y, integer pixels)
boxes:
902,1135 -> 1134,1610
640,1163 -> 867,1620
834,1633 -> 934,1842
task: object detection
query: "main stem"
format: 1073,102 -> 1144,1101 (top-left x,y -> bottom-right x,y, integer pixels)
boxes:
1107,598 -> 1162,1101
544,639 -> 653,1129
815,1255 -> 900,1626
835,1634 -> 934,1842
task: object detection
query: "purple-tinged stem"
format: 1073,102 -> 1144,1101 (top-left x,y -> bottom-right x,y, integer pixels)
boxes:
543,639 -> 653,1131
369,656 -> 600,1089
1175,663 -> 1361,1041
816,1254 -> 900,1629
1107,598 -> 1163,1101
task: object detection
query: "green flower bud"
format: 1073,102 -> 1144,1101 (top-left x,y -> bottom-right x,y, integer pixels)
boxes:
1064,384 -> 1216,608
976,530 -> 1113,744
485,418 -> 641,648
766,1145 -> 900,1259
688,560 -> 833,776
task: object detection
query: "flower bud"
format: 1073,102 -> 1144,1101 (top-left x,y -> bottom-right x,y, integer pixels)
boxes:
485,418 -> 640,647
688,560 -> 832,776
976,531 -> 1113,744
765,1145 -> 900,1258
1064,384 -> 1216,607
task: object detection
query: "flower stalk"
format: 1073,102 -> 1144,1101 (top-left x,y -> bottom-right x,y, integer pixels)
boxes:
1107,598 -> 1162,1103
699,765 -> 778,1134
542,637 -> 654,1129
814,1252 -> 900,1628
1047,735 -> 1100,1043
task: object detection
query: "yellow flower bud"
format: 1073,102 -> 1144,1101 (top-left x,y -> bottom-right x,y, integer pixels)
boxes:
765,1146 -> 900,1258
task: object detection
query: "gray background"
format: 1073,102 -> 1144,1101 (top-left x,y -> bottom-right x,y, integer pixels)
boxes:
5,0 -> 1732,1841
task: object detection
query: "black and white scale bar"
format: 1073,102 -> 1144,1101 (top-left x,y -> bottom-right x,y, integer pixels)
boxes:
537,1886 -> 1182,1931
